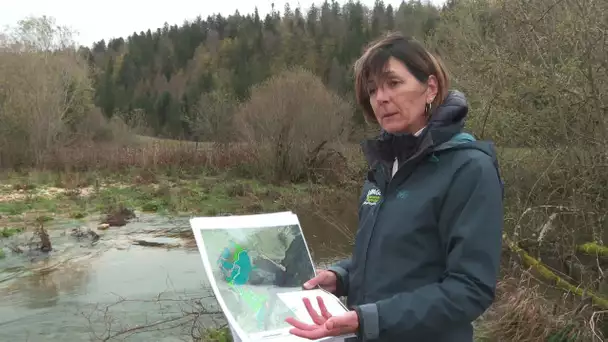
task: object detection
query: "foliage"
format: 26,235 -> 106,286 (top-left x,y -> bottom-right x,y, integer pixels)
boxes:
477,272 -> 598,342
198,327 -> 232,342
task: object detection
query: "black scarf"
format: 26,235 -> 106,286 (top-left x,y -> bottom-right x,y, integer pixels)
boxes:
372,129 -> 426,166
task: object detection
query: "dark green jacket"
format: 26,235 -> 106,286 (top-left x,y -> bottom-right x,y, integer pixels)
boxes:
328,90 -> 504,341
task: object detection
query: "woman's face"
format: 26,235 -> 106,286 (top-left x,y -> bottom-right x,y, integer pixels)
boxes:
368,57 -> 438,134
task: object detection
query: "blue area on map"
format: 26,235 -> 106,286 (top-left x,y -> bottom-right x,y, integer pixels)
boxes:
218,243 -> 253,285
255,302 -> 267,329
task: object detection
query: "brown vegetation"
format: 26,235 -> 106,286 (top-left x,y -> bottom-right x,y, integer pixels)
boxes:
478,270 -> 604,342
1,1 -> 608,340
233,66 -> 353,183
428,0 -> 608,339
0,16 -> 132,170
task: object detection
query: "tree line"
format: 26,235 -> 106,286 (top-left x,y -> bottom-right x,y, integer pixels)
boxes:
82,0 -> 444,139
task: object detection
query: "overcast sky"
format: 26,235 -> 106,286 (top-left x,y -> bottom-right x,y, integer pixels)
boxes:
1,0 -> 445,48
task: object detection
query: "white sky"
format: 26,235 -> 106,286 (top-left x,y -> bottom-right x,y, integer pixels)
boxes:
1,0 -> 445,48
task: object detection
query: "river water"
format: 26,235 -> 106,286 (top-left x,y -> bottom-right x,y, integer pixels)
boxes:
0,211 -> 355,341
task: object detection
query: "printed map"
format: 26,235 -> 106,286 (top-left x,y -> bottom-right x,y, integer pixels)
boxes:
199,224 -> 316,335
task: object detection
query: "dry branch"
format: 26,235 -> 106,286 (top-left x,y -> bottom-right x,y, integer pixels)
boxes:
81,292 -> 224,342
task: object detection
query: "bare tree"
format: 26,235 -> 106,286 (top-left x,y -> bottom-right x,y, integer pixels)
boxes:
233,66 -> 352,183
189,90 -> 238,144
4,15 -> 77,52
0,16 -> 96,167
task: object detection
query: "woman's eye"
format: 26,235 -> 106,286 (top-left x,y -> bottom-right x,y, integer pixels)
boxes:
388,79 -> 401,87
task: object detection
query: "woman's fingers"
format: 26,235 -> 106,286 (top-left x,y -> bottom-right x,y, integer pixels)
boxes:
303,272 -> 325,289
317,296 -> 332,319
303,297 -> 326,325
285,317 -> 317,331
305,269 -> 336,288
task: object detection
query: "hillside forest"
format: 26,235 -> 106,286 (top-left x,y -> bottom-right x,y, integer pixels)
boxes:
0,0 -> 607,341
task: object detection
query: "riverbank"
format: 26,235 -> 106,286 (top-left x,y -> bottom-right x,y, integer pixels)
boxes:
0,169 -> 355,228
0,169 -> 358,341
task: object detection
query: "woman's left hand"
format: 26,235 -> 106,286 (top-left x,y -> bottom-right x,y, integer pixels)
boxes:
285,296 -> 359,340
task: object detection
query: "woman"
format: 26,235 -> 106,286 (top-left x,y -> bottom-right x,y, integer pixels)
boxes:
285,32 -> 504,341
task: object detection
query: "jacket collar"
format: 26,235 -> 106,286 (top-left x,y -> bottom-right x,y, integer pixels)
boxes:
361,90 -> 469,169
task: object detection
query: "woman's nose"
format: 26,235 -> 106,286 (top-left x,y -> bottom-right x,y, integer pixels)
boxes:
375,87 -> 390,103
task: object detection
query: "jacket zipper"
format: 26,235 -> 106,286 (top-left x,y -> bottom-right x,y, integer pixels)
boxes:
359,164 -> 388,303
358,150 -> 430,303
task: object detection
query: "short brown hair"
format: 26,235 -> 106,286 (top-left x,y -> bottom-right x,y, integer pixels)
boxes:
354,32 -> 450,124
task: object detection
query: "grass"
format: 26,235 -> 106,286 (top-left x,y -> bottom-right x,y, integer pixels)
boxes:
0,227 -> 24,238
198,327 -> 232,342
0,168 -> 323,235
473,269 -> 601,342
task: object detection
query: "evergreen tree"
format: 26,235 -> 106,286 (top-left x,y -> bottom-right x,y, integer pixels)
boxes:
80,0 -> 441,139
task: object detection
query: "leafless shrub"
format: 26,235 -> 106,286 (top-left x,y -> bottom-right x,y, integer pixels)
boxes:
233,66 -> 353,183
0,16 -> 105,169
0,48 -> 94,165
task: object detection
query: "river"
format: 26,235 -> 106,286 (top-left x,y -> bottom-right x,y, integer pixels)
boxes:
0,211 -> 355,341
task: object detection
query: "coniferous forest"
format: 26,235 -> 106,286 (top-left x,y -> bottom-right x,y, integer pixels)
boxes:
83,0 -> 444,138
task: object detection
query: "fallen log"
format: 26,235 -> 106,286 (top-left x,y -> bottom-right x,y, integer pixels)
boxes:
503,234 -> 608,309
577,242 -> 608,257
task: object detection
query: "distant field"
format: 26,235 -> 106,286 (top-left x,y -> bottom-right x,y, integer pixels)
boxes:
134,135 -> 200,147
133,135 -> 545,162
132,135 -> 360,153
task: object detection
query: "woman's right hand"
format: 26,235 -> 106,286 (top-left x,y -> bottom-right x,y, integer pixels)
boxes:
303,269 -> 338,293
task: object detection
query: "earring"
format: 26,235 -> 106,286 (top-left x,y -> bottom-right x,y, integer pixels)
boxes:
425,102 -> 432,115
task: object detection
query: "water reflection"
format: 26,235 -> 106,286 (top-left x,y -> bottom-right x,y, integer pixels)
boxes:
20,258 -> 91,309
0,211 -> 353,341
0,246 -> 216,341
295,207 -> 356,261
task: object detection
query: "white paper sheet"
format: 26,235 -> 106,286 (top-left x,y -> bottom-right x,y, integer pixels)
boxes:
190,211 -> 354,342
276,288 -> 349,324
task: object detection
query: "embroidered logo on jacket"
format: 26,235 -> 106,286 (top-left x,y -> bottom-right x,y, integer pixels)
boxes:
396,190 -> 410,199
363,188 -> 382,206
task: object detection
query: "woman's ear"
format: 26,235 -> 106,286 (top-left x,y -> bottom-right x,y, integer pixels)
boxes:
426,75 -> 439,103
